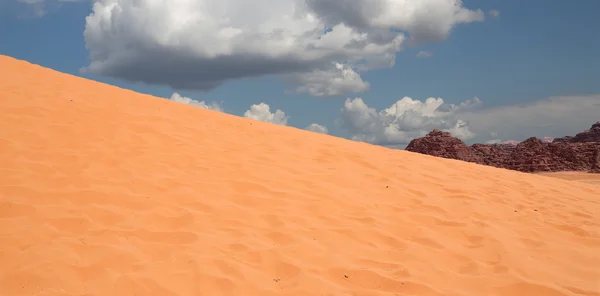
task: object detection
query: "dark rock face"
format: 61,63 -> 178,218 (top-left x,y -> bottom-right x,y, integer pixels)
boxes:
405,123 -> 600,173
567,121 -> 600,143
591,148 -> 600,173
404,129 -> 483,163
552,136 -> 573,143
553,122 -> 600,143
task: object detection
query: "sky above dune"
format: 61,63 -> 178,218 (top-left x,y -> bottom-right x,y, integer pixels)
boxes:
1,0 -> 599,147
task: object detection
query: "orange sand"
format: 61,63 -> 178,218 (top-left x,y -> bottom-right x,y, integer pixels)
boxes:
537,172 -> 600,186
1,54 -> 599,296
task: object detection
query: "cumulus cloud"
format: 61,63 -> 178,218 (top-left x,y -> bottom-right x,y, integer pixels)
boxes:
416,50 -> 433,58
337,94 -> 600,147
169,93 -> 223,112
83,0 -> 485,95
292,63 -> 369,97
168,97 -> 330,132
305,123 -> 329,134
242,103 -> 329,131
243,103 -> 289,126
488,9 -> 500,18
337,96 -> 479,146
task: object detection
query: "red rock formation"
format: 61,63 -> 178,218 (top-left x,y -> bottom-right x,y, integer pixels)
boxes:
567,121 -> 600,143
404,129 -> 483,163
405,123 -> 600,173
554,122 -> 600,143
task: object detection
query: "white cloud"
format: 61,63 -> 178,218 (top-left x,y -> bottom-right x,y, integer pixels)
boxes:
488,9 -> 500,18
458,94 -> 600,142
242,103 -> 329,132
243,103 -> 289,126
169,93 -> 223,112
305,123 -> 329,134
446,119 -> 475,140
337,96 -> 479,146
169,96 -> 329,132
167,95 -> 336,136
337,94 -> 600,147
292,63 -> 369,97
416,50 -> 433,58
242,103 -> 329,133
83,0 -> 485,95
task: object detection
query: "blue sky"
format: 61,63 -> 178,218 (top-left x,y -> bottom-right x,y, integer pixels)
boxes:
1,0 -> 599,146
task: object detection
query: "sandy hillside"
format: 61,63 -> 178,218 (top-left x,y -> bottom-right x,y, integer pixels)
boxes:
0,54 -> 599,296
537,172 -> 600,186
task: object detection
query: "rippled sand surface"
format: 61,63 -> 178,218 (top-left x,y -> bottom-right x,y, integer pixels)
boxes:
1,55 -> 599,296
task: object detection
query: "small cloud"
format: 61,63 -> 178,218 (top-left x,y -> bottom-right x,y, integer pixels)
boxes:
416,51 -> 433,58
488,9 -> 500,18
168,93 -> 223,112
305,123 -> 329,134
243,103 -> 288,126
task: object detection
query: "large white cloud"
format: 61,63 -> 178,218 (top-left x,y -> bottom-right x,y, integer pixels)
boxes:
337,94 -> 600,147
83,0 -> 485,95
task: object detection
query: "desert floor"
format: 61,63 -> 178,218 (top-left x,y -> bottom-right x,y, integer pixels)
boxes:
537,172 -> 600,186
1,55 -> 599,296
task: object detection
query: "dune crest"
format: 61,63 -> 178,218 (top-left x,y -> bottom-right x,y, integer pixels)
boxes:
1,55 -> 599,296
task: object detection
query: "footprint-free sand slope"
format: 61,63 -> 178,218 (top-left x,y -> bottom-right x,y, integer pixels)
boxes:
1,55 -> 599,296
537,172 -> 600,186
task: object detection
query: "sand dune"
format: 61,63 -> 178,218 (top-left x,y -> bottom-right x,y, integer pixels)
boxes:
537,172 -> 600,186
1,54 -> 599,296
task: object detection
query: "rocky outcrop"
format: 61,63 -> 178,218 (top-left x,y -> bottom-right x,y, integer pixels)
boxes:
568,121 -> 600,143
552,136 -> 573,143
470,143 -> 514,167
591,148 -> 600,173
404,129 -> 483,163
405,123 -> 600,173
554,121 -> 600,143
